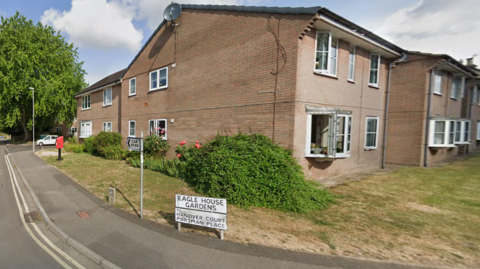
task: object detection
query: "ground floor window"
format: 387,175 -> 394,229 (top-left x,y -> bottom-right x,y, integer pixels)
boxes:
79,121 -> 92,138
103,122 -> 112,132
429,119 -> 456,147
455,120 -> 470,144
149,119 -> 167,139
129,121 -> 136,137
56,127 -> 62,133
477,121 -> 480,140
306,108 -> 352,158
365,117 -> 379,149
69,127 -> 77,134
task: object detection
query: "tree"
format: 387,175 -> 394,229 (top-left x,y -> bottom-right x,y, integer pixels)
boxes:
0,12 -> 86,140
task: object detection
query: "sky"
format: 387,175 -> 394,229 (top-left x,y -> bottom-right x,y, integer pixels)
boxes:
1,0 -> 479,85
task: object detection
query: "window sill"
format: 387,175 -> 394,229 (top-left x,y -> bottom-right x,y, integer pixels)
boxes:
313,71 -> 338,79
347,79 -> 355,84
149,86 -> 168,92
128,94 -> 136,97
305,154 -> 350,160
81,108 -> 91,111
103,104 -> 112,107
364,147 -> 377,151
428,144 -> 456,148
368,84 -> 379,89
454,142 -> 470,145
450,97 -> 458,101
433,92 -> 442,96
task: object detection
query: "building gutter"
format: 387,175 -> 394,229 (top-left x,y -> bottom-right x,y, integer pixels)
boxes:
423,69 -> 435,167
381,53 -> 407,169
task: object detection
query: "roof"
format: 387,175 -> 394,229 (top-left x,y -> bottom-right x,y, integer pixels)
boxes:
181,4 -> 321,15
406,51 -> 478,78
76,68 -> 126,97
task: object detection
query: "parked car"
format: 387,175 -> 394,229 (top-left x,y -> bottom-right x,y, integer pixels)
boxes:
36,135 -> 58,146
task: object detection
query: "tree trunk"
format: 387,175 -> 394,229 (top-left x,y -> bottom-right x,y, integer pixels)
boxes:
21,107 -> 32,141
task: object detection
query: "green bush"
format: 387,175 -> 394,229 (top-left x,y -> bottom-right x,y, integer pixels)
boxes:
128,157 -> 184,178
92,131 -> 122,155
100,144 -> 126,160
84,136 -> 95,154
178,134 -> 334,213
64,143 -> 85,153
144,135 -> 170,158
67,136 -> 77,144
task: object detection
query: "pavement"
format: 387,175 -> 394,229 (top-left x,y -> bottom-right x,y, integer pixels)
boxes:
7,147 -> 455,269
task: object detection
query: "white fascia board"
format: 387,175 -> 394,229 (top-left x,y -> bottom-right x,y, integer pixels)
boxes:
318,15 -> 401,57
75,79 -> 122,98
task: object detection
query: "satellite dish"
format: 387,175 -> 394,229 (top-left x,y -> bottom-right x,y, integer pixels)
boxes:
163,3 -> 182,22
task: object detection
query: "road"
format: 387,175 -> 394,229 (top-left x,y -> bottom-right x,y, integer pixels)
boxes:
0,142 -> 99,269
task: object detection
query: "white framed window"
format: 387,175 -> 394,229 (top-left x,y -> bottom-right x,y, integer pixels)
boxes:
68,127 -> 77,134
149,119 -> 167,140
103,122 -> 112,132
451,76 -> 464,99
477,122 -> 480,140
129,121 -> 136,137
429,119 -> 456,147
150,67 -> 168,91
369,54 -> 381,87
82,95 -> 91,110
305,108 -> 352,159
129,78 -> 136,96
433,73 -> 442,95
103,88 -> 112,106
454,120 -> 470,144
314,32 -> 338,76
348,46 -> 356,81
472,86 -> 478,105
365,117 -> 379,149
79,121 -> 92,138
56,127 -> 62,133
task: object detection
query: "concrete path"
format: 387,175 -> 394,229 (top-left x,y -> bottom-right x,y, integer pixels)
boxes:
10,148 -> 450,269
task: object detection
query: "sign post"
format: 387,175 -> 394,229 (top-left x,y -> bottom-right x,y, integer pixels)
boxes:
126,135 -> 143,219
175,194 -> 228,240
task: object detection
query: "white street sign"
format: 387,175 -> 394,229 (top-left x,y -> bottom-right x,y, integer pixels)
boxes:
127,137 -> 141,151
175,208 -> 228,230
176,194 -> 227,214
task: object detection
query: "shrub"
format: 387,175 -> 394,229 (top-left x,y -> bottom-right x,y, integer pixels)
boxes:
67,136 -> 77,144
178,134 -> 334,213
64,142 -> 85,153
128,157 -> 184,178
100,144 -> 126,160
144,135 -> 170,158
92,131 -> 122,155
84,136 -> 95,154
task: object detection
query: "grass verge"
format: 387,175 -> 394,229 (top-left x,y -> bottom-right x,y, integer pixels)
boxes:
41,151 -> 480,268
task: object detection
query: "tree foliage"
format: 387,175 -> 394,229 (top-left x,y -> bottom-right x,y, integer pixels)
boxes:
0,12 -> 86,139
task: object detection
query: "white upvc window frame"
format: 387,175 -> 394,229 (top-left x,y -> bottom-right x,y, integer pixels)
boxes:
81,95 -> 91,110
477,121 -> 480,140
450,76 -> 464,100
103,88 -> 112,106
455,120 -> 471,144
103,122 -> 112,132
128,121 -> 136,137
149,67 -> 168,91
79,121 -> 92,138
148,119 -> 167,140
433,73 -> 442,95
305,111 -> 352,159
369,54 -> 381,87
348,46 -> 356,82
129,78 -> 136,96
314,31 -> 338,77
56,127 -> 62,133
365,117 -> 379,149
429,119 -> 456,148
68,127 -> 77,135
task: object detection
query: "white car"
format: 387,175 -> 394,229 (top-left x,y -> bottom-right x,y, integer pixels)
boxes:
36,135 -> 58,146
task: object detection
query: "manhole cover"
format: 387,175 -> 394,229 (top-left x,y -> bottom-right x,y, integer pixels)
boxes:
76,211 -> 91,219
24,211 -> 43,223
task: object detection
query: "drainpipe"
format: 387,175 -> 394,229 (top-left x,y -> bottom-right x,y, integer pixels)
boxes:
423,69 -> 435,167
381,53 -> 407,169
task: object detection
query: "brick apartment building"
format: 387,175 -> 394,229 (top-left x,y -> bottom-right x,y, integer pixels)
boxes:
386,52 -> 478,166
76,4 -> 409,180
464,59 -> 480,153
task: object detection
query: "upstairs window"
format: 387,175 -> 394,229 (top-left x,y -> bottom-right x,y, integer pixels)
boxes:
150,67 -> 168,91
477,122 -> 480,140
455,120 -> 470,144
305,107 -> 352,159
129,78 -> 136,96
429,119 -> 455,147
103,122 -> 112,132
314,32 -> 338,76
369,54 -> 381,87
433,73 -> 442,95
82,95 -> 91,110
365,117 -> 379,149
451,77 -> 464,99
103,88 -> 112,106
149,119 -> 167,140
348,46 -> 356,81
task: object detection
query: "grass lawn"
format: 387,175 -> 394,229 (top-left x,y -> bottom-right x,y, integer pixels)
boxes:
42,151 -> 480,268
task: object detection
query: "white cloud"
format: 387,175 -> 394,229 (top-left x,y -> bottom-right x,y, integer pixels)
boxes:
375,0 -> 480,64
136,0 -> 241,30
41,0 -> 143,53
